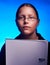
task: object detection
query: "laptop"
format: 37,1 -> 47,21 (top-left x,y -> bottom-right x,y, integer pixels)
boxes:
6,40 -> 48,65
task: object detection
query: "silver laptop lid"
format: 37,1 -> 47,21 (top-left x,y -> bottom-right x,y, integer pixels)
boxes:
6,40 -> 48,65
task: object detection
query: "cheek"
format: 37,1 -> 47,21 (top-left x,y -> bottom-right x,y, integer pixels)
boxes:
30,21 -> 38,30
32,21 -> 38,27
17,21 -> 23,27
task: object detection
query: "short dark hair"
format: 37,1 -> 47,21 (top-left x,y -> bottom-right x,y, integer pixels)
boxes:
15,3 -> 39,21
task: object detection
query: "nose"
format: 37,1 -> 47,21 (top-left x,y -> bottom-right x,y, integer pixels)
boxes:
24,18 -> 29,24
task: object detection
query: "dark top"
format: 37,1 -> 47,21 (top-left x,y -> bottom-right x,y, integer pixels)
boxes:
0,33 -> 50,65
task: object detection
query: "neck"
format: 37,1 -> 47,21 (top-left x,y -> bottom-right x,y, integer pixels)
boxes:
22,31 -> 38,40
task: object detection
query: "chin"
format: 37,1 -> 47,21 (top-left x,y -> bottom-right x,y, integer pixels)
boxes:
22,32 -> 32,36
21,30 -> 33,35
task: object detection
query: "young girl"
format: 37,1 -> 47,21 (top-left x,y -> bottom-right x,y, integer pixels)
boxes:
15,3 -> 44,40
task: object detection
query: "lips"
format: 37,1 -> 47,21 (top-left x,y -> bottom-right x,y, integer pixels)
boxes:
23,26 -> 31,30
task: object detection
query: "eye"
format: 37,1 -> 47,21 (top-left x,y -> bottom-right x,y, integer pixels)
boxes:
29,16 -> 34,19
18,16 -> 24,19
29,16 -> 37,19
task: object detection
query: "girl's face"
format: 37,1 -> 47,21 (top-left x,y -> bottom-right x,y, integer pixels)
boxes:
17,6 -> 39,35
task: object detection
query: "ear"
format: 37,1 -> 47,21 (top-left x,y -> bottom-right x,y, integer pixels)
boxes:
37,19 -> 40,26
15,19 -> 18,26
15,19 -> 21,31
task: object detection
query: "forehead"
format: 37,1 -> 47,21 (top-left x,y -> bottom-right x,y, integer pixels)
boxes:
18,6 -> 37,16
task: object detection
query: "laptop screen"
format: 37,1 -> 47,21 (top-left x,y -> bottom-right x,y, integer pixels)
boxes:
6,40 -> 48,65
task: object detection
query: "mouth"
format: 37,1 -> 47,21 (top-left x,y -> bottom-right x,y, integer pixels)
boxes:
23,26 -> 31,30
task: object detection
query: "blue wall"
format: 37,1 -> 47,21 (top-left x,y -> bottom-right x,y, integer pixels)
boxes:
0,0 -> 50,50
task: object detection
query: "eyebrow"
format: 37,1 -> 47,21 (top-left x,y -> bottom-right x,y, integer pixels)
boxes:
18,14 -> 36,17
